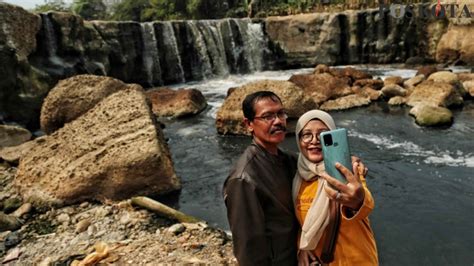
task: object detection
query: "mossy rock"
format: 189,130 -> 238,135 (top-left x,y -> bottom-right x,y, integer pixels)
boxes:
410,104 -> 453,127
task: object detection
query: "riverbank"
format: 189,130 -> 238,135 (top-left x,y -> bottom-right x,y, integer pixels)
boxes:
0,164 -> 235,264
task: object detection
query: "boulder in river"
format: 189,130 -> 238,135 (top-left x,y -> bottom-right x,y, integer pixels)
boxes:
409,104 -> 453,127
145,88 -> 207,118
289,72 -> 352,104
407,80 -> 463,108
320,94 -> 371,111
216,80 -> 317,135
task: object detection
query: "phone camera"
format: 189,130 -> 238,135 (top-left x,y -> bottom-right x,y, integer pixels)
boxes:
323,134 -> 333,146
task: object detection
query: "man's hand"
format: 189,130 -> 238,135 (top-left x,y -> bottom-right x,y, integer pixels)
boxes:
320,160 -> 366,211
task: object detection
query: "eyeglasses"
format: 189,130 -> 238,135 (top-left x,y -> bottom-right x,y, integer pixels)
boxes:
254,110 -> 288,123
300,131 -> 329,144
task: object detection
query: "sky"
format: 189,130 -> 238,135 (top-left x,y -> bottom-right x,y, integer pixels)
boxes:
1,0 -> 72,10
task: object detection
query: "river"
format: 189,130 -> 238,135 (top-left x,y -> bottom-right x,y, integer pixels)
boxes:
160,65 -> 474,265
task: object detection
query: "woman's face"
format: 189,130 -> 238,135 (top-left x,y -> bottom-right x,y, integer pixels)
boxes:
298,120 -> 330,163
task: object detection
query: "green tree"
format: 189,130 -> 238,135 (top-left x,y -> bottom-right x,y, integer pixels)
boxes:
186,0 -> 232,19
72,0 -> 107,20
34,0 -> 71,12
109,0 -> 150,21
142,0 -> 185,20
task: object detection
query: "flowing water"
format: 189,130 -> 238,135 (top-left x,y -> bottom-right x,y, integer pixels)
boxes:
160,66 -> 474,265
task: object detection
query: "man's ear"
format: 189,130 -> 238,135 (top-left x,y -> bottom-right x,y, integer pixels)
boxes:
243,118 -> 253,133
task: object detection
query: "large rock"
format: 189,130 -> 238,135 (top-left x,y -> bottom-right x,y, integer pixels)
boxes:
40,75 -> 128,134
320,94 -> 370,111
15,87 -> 180,208
464,81 -> 474,97
403,75 -> 425,90
436,25 -> 474,65
457,73 -> 474,82
427,71 -> 459,84
388,96 -> 407,106
289,73 -> 352,104
145,88 -> 207,118
265,13 -> 341,67
353,79 -> 384,90
358,86 -> 382,101
428,71 -> 467,97
416,66 -> 438,78
0,125 -> 32,148
381,84 -> 407,98
265,9 -> 433,67
409,104 -> 453,127
92,21 -> 147,85
0,3 -> 41,60
330,67 -> 372,82
407,81 -> 463,108
0,3 -> 48,127
383,76 -> 403,86
216,80 -> 317,135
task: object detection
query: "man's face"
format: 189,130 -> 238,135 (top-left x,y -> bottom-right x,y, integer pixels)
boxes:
246,98 -> 287,150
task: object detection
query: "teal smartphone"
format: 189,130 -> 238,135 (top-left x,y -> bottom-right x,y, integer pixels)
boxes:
320,128 -> 351,184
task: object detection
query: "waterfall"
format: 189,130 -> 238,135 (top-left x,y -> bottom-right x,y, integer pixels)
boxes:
243,19 -> 265,72
187,21 -> 213,80
219,19 -> 240,73
140,22 -> 163,86
197,20 -> 229,77
41,14 -> 58,57
156,21 -> 185,84
233,18 -> 267,73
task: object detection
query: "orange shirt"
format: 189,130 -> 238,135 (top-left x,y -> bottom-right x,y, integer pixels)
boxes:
295,176 -> 379,266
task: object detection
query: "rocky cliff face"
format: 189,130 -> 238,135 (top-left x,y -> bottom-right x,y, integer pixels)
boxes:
0,2 -> 471,128
0,3 -> 269,127
265,7 -> 451,67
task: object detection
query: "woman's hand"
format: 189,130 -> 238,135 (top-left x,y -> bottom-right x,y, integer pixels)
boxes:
298,249 -> 317,266
320,160 -> 366,211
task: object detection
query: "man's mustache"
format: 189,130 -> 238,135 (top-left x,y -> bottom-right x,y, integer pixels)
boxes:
270,125 -> 286,134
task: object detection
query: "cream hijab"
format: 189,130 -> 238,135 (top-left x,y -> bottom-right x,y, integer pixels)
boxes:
292,110 -> 336,251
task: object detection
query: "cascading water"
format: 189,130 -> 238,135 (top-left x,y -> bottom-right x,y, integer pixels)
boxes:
156,21 -> 185,84
219,19 -> 240,74
151,18 -> 266,84
40,13 -> 66,68
41,14 -> 58,57
244,19 -> 266,72
187,21 -> 214,80
197,20 -> 230,77
140,22 -> 163,86
234,19 -> 256,72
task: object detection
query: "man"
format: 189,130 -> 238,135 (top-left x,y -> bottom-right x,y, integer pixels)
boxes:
223,91 -> 298,265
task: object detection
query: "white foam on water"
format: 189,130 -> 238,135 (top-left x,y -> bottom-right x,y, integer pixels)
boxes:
379,69 -> 418,80
425,154 -> 474,167
349,130 -> 474,168
176,124 -> 208,137
167,68 -> 314,119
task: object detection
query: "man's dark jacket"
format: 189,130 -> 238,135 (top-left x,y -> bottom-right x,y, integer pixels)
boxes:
223,142 -> 298,266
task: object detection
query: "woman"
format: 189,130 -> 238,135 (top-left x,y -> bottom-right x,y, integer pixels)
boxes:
293,110 -> 378,266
